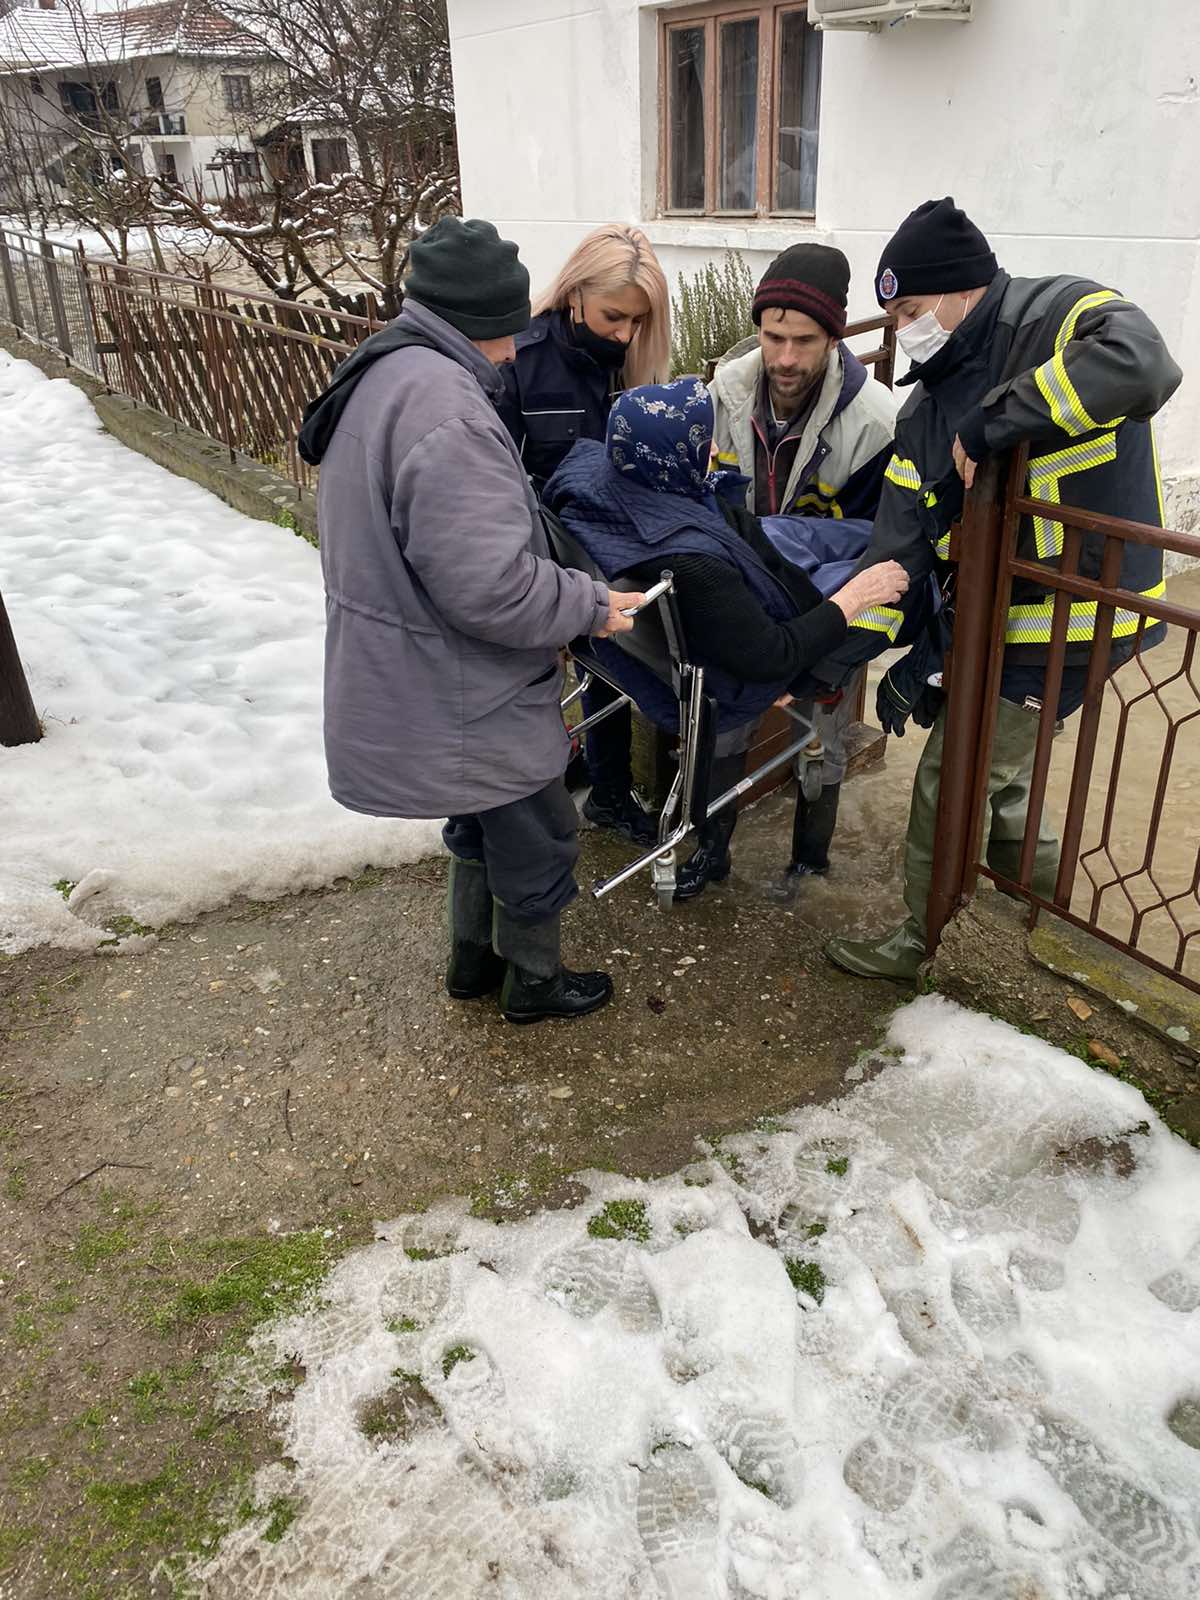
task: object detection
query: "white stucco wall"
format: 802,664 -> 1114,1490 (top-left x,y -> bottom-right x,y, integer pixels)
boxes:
447,0 -> 1200,517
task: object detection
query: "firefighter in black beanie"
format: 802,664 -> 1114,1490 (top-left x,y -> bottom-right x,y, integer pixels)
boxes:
815,197 -> 1181,982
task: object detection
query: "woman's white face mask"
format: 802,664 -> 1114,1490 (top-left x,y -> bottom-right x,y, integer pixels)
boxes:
896,293 -> 973,367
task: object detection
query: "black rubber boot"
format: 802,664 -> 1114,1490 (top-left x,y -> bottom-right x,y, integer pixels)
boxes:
494,907 -> 613,1025
788,782 -> 842,876
673,752 -> 745,902
582,785 -> 657,845
445,858 -> 506,1000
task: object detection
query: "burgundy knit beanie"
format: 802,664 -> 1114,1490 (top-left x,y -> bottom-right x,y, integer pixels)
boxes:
753,243 -> 850,339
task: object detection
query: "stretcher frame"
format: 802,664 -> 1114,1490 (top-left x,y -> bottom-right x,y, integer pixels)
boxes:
547,514 -> 818,910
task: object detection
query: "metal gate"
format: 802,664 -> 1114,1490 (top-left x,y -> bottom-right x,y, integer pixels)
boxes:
927,450 -> 1200,995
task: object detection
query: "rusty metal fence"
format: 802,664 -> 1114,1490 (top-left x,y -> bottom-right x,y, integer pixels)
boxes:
1,224 -> 897,500
0,227 -> 99,372
928,450 -> 1200,996
0,225 -> 384,491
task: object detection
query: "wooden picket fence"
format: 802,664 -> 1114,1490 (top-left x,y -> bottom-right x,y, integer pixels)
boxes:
0,225 -> 385,491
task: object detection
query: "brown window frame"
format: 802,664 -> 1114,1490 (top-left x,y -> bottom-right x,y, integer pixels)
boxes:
658,0 -> 821,221
221,73 -> 253,114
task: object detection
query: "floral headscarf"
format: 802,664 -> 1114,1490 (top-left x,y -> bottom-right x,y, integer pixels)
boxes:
605,378 -> 716,501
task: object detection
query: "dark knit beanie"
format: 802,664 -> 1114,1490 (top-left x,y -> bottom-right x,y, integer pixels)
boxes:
405,216 -> 530,339
875,197 -> 998,306
753,243 -> 849,338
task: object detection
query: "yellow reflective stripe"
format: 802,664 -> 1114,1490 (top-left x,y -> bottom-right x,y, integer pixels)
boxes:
791,481 -> 844,519
884,455 -> 921,492
1004,580 -> 1166,645
1056,289 -> 1120,352
1035,350 -> 1108,437
715,451 -> 740,466
814,480 -> 843,520
935,531 -> 951,561
851,605 -> 906,640
1026,431 -> 1119,559
1150,422 -> 1165,524
1037,288 -> 1126,437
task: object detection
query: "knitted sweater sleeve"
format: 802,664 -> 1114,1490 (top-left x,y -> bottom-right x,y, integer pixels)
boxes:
626,554 -> 847,686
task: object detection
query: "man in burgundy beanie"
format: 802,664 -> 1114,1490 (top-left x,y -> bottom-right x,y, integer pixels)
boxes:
707,242 -> 899,898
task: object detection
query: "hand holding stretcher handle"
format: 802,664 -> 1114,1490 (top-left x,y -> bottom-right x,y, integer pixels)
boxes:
620,574 -> 673,616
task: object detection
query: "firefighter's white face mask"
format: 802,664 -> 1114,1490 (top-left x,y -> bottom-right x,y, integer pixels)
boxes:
896,292 -> 973,367
896,297 -> 951,366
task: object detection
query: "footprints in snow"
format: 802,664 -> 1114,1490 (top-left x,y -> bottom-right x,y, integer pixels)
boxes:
843,1434 -> 918,1513
636,1446 -> 722,1600
543,1240 -> 661,1333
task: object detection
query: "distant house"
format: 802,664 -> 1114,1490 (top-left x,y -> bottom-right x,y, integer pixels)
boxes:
0,0 -> 270,201
444,0 -> 1200,530
256,100 -> 357,193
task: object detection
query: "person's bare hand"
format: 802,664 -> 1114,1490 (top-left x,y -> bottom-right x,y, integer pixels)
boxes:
831,560 -> 909,622
594,590 -> 647,637
773,692 -> 794,708
952,433 -> 977,489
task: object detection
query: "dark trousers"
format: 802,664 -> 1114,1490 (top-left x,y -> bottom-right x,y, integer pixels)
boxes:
443,777 -> 580,924
581,678 -> 633,795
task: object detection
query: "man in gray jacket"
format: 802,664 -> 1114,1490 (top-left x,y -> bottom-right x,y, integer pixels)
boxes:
300,217 -> 643,1023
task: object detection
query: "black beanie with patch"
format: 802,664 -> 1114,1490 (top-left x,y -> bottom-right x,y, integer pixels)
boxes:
753,243 -> 850,338
875,197 -> 998,307
405,216 -> 530,340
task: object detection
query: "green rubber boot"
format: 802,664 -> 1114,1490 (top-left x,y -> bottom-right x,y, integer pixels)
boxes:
984,697 -> 1061,900
824,705 -> 947,983
824,918 -> 928,981
445,858 -> 505,1000
826,697 -> 1063,982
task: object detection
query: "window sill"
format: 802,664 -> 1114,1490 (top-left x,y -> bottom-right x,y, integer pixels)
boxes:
643,217 -> 829,252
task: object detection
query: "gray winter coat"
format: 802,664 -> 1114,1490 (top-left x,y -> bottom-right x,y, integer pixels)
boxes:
318,299 -> 610,817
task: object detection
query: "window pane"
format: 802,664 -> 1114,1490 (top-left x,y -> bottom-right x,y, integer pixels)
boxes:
668,26 -> 706,210
718,18 -> 758,211
776,10 -> 822,211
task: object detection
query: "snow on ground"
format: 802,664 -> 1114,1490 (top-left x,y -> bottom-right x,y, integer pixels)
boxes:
196,999 -> 1200,1599
0,217 -> 204,262
0,352 -> 442,953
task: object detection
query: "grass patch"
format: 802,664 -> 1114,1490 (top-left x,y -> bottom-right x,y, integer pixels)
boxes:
587,1198 -> 651,1243
785,1258 -> 827,1304
97,914 -> 154,946
358,1373 -> 441,1444
441,1344 -> 474,1379
386,1316 -> 420,1335
72,1223 -> 135,1272
0,1196 -> 334,1598
262,1494 -> 300,1543
11,1310 -> 43,1348
54,879 -> 76,900
72,1405 -> 108,1432
126,1371 -> 167,1424
0,1524 -> 35,1565
11,1455 -> 52,1493
825,1156 -> 849,1178
342,865 -> 390,893
272,505 -> 317,548
149,1230 -> 330,1337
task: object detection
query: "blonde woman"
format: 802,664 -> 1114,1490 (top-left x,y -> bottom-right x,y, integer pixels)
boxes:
499,224 -> 670,846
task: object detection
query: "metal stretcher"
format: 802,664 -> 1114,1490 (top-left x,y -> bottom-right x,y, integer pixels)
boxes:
544,509 -> 821,910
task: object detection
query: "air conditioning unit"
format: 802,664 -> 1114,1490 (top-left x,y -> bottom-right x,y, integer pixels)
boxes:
809,0 -> 973,31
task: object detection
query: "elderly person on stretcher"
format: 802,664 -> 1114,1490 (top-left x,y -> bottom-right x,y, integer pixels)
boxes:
543,377 -> 910,902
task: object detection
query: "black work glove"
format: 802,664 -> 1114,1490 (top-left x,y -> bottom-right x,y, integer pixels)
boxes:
876,640 -> 943,737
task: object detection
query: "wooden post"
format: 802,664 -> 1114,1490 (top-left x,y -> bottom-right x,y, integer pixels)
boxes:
0,589 -> 41,747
